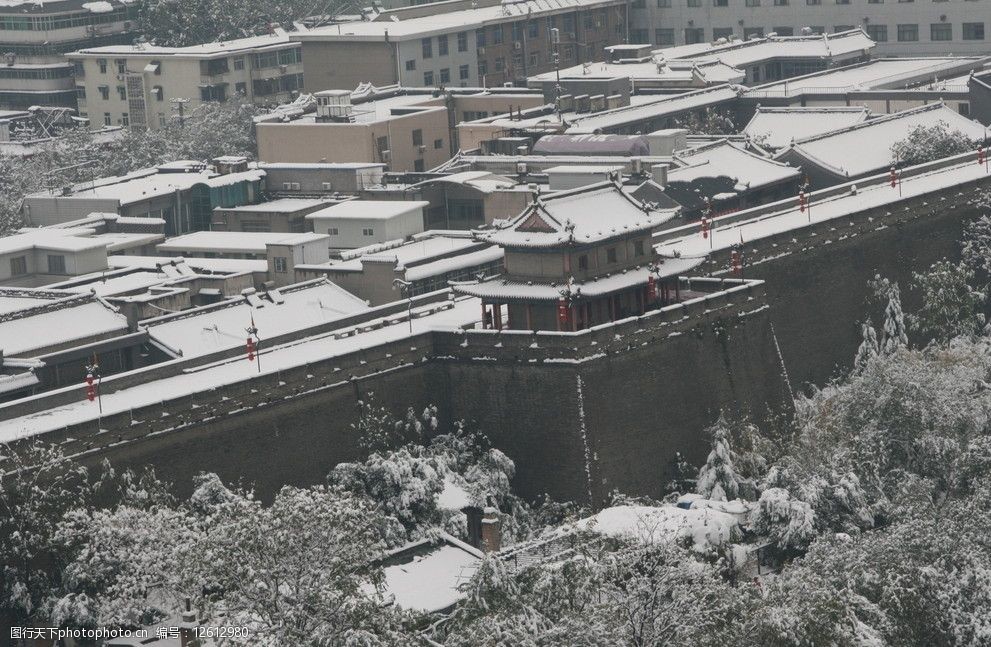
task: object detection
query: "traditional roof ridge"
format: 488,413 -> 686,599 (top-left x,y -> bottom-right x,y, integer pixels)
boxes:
787,102 -> 950,146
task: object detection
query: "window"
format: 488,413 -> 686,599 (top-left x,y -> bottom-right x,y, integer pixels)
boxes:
405,59 -> 416,71
744,27 -> 764,39
867,24 -> 887,41
656,28 -> 674,45
868,0 -> 882,4
234,82 -> 246,95
9,256 -> 26,276
634,240 -> 645,257
116,85 -> 126,100
631,28 -> 649,42
745,0 -> 760,5
492,25 -> 503,44
103,112 -> 111,126
773,0 -> 787,4
578,255 -> 588,270
159,114 -> 166,127
657,0 -> 671,6
687,0 -> 701,6
233,56 -> 244,70
253,51 -> 278,68
328,227 -> 339,235
440,67 -> 450,83
152,85 -> 163,101
606,247 -> 617,263
713,27 -> 734,40
478,60 -> 487,76
836,0 -> 850,3
685,27 -> 704,43
121,112 -> 128,127
47,254 -> 65,274
964,22 -> 985,40
457,31 -> 468,51
423,71 -> 434,85
414,159 -> 425,172
422,37 -> 432,58
412,128 -> 423,146
807,0 -> 821,4
151,59 -> 162,75
97,85 -> 108,99
774,26 -> 794,36
529,21 -> 539,38
362,228 -> 375,236
897,23 -> 919,41
807,26 -> 825,34
476,28 -> 487,47
438,34 -> 448,55
115,58 -> 125,74
931,23 -> 952,40
495,57 -> 505,72
203,58 -> 229,76
528,51 -> 538,66
97,58 -> 107,74
834,25 -> 854,32
434,138 -> 443,149
459,64 -> 469,79
274,257 -> 288,273
76,86 -> 86,100
714,0 -> 728,5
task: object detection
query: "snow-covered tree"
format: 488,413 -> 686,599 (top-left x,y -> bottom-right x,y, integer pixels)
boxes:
910,259 -> 986,343
696,416 -> 742,502
962,211 -> 991,276
853,321 -> 879,372
750,487 -> 817,553
137,0 -> 322,48
879,281 -> 909,354
890,120 -> 976,166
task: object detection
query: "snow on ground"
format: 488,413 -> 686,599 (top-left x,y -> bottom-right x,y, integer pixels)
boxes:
379,536 -> 482,613
657,158 -> 990,258
575,504 -> 740,553
0,297 -> 480,442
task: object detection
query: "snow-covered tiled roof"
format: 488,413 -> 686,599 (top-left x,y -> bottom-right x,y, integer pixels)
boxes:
378,533 -> 482,613
157,231 -> 328,255
477,181 -> 679,249
668,29 -> 874,69
296,0 -> 626,42
452,256 -> 704,301
774,103 -> 987,178
565,85 -> 739,134
742,106 -> 871,150
143,279 -> 369,358
668,140 -> 801,189
527,57 -> 745,86
70,30 -> 297,58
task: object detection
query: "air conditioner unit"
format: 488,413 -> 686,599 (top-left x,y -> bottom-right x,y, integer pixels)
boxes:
381,149 -> 392,161
478,46 -> 486,55
321,182 -> 333,191
595,20 -> 602,27
568,33 -> 576,39
282,182 -> 292,190
514,41 -> 522,50
417,144 -> 426,153
116,73 -> 125,81
279,64 -> 288,73
291,182 -> 301,190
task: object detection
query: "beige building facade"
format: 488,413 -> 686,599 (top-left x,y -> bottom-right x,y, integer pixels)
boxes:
68,31 -> 304,130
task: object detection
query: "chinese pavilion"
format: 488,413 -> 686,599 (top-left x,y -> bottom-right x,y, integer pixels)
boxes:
453,179 -> 704,332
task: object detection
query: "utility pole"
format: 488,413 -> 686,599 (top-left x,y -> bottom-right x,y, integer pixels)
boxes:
551,28 -> 562,119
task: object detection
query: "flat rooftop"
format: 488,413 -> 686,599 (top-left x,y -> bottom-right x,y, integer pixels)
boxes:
669,29 -> 875,69
70,30 -> 297,58
217,198 -> 336,214
157,231 -> 329,255
306,200 -> 430,220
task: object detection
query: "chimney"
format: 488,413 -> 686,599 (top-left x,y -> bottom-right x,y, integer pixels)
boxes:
179,598 -> 199,647
480,507 -> 502,552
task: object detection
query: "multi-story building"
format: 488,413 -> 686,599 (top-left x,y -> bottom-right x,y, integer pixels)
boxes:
0,0 -> 138,110
67,30 -> 304,130
633,0 -> 991,56
294,0 -> 629,90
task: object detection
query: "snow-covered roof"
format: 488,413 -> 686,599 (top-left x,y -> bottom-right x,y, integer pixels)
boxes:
528,58 -> 744,86
157,231 -> 328,255
305,200 -> 429,221
742,106 -> 870,150
296,0 -> 626,42
410,171 -> 518,193
532,134 -> 651,157
0,295 -> 128,358
28,166 -> 265,207
107,255 -> 268,275
452,256 -> 704,301
575,504 -> 740,553
70,30 -> 298,58
668,29 -> 874,69
0,0 -> 130,14
774,103 -> 987,178
217,198 -> 335,213
745,56 -> 990,98
477,181 -> 679,249
143,279 -> 369,358
378,534 -> 482,613
668,140 -> 801,189
257,162 -> 386,170
565,85 -> 739,134
0,228 -> 108,255
0,287 -> 75,316
51,270 -> 172,298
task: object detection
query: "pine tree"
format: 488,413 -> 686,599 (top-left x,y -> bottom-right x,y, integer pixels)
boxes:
696,416 -> 741,502
854,321 -> 880,372
881,282 -> 908,355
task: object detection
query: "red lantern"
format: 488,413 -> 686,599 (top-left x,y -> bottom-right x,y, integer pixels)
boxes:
889,167 -> 897,188
700,216 -> 709,239
246,337 -> 256,362
557,298 -> 569,324
979,146 -> 986,166
731,250 -> 742,277
798,191 -> 806,213
647,275 -> 657,301
85,372 -> 95,402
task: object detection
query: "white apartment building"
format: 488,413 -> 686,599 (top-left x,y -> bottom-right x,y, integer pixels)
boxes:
0,0 -> 138,110
632,0 -> 991,55
68,30 -> 304,130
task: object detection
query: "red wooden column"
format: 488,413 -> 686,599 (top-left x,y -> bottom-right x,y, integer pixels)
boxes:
494,303 -> 503,330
